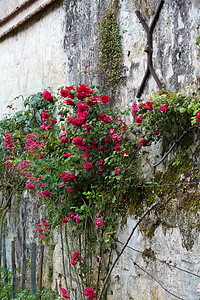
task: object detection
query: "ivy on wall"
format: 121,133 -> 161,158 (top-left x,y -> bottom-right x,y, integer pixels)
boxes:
98,0 -> 123,97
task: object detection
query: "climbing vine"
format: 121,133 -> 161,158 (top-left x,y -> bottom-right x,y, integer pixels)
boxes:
98,0 -> 123,96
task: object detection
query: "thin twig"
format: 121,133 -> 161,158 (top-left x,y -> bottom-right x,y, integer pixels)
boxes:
116,240 -> 200,278
60,224 -> 68,291
133,261 -> 184,300
98,193 -> 161,300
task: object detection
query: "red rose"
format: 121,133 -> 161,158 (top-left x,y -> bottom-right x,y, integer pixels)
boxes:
42,90 -> 53,102
66,188 -> 74,194
139,138 -> 146,146
196,112 -> 200,122
135,115 -> 143,125
83,162 -> 92,171
64,99 -> 75,106
62,218 -> 68,223
42,190 -> 51,197
50,119 -> 57,124
73,251 -> 79,260
101,95 -> 109,103
60,89 -> 69,97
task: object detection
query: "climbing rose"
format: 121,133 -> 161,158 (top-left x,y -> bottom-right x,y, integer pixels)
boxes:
41,218 -> 49,227
98,160 -> 104,166
61,172 -> 76,182
60,136 -> 69,143
135,115 -> 143,125
101,95 -> 109,103
68,212 -> 75,219
60,89 -> 68,97
66,188 -> 74,194
160,103 -> 169,111
42,110 -> 50,120
62,288 -> 69,299
50,118 -> 57,124
84,123 -> 90,133
196,112 -> 200,122
60,87 -> 75,99
132,103 -> 138,115
146,100 -> 153,111
42,89 -> 53,102
115,167 -> 119,175
74,213 -> 80,223
83,287 -> 97,299
83,162 -> 92,171
65,153 -> 73,158
62,218 -> 68,223
96,219 -> 103,227
139,138 -> 147,146
73,251 -> 79,261
42,190 -> 51,197
99,167 -> 103,174
65,98 -> 75,106
39,183 -> 46,189
70,259 -> 76,266
26,183 -> 35,190
114,144 -> 121,151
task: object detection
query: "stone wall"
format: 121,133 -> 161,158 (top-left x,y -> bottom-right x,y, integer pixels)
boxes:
0,0 -> 65,118
1,0 -> 200,299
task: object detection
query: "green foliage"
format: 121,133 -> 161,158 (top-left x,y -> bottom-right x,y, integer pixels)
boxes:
0,267 -> 60,299
133,85 -> 200,146
98,0 -> 123,94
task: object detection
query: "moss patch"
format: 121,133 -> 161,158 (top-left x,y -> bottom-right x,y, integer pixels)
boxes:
122,144 -> 200,250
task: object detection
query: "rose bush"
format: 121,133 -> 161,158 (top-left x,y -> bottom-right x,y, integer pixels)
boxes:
0,82 -> 200,299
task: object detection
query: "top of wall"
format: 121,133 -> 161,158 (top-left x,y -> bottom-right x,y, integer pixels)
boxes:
0,0 -> 58,39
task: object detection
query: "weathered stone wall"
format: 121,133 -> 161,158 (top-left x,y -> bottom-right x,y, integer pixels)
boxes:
1,0 -> 200,299
0,0 -> 65,118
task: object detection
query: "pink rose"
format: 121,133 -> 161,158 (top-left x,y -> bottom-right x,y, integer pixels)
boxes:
132,103 -> 138,115
62,288 -> 69,299
114,167 -> 119,175
70,259 -> 76,266
96,219 -> 103,227
73,251 -> 79,260
160,103 -> 169,111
